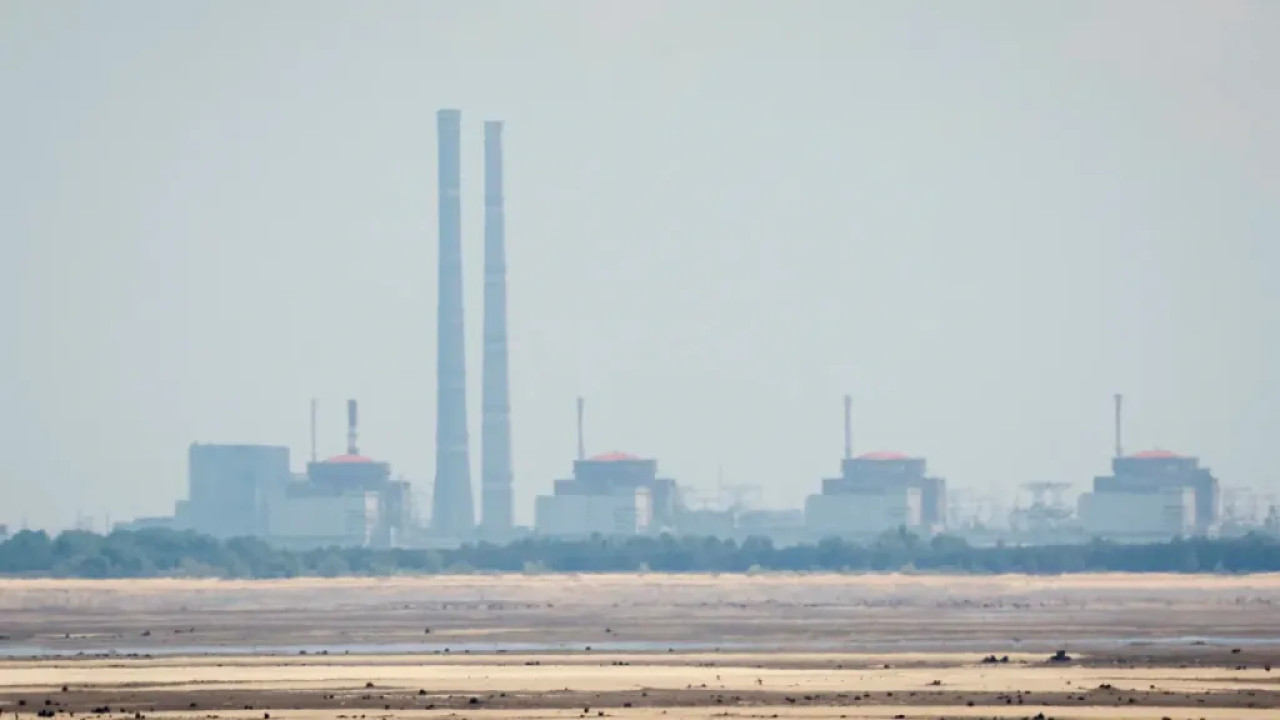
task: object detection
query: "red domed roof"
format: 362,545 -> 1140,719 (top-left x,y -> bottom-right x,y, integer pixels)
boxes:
325,454 -> 375,464
1129,449 -> 1181,459
589,451 -> 643,462
856,451 -> 911,461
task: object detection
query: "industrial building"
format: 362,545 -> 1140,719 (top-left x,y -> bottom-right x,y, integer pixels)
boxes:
534,399 -> 681,538
118,109 -> 515,548
676,508 -> 738,538
266,481 -> 381,547
737,509 -> 806,540
174,401 -> 412,548
1079,449 -> 1220,540
807,483 -> 923,537
535,488 -> 652,538
267,400 -> 411,548
804,396 -> 947,539
112,516 -> 178,533
1076,395 -> 1222,541
183,443 -> 289,538
534,452 -> 667,537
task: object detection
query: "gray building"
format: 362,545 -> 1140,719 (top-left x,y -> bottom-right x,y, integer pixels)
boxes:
1082,449 -> 1221,537
297,453 -> 410,547
186,443 -> 290,538
536,452 -> 682,537
265,399 -> 412,548
820,451 -> 948,531
554,452 -> 681,530
805,395 -> 947,539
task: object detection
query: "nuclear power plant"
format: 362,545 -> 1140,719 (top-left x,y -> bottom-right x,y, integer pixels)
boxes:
115,109 -> 1251,549
137,108 -> 524,548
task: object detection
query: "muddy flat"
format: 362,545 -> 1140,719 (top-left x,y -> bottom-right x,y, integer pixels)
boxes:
1,573 -> 1278,718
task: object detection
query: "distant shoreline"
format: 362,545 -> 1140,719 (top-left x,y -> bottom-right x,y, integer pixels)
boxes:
1,527 -> 1278,579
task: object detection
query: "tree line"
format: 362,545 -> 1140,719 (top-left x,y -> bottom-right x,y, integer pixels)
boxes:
0,527 -> 1276,579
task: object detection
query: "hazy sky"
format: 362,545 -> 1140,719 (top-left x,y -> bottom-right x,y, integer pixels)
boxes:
3,1 -> 1278,531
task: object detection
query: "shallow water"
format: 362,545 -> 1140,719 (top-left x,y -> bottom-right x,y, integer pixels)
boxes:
0,639 -> 754,659
2,635 -> 1278,659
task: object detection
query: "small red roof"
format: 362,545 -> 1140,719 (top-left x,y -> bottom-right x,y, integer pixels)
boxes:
325,454 -> 375,464
1129,449 -> 1181,459
857,451 -> 911,461
588,451 -> 643,462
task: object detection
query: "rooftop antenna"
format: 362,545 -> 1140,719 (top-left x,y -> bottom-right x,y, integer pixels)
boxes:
1113,393 -> 1124,458
310,398 -> 318,463
347,399 -> 359,456
842,394 -> 853,459
576,396 -> 586,461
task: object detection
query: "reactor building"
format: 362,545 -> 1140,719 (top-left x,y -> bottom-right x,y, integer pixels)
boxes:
267,400 -> 412,548
179,401 -> 412,548
1079,448 -> 1221,540
533,399 -> 681,538
804,396 -> 947,539
1077,395 -> 1222,541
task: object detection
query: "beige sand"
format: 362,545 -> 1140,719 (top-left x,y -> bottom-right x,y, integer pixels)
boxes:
137,709 -> 1280,720
4,572 -> 1279,652
3,656 -> 1277,693
2,574 -> 1277,718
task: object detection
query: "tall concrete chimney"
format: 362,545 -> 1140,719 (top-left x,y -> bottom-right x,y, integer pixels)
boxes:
480,120 -> 514,536
431,108 -> 475,536
576,396 -> 586,461
346,399 -> 358,456
842,394 -> 853,460
1113,393 -> 1124,458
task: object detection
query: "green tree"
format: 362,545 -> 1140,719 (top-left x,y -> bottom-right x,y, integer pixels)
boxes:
316,553 -> 350,578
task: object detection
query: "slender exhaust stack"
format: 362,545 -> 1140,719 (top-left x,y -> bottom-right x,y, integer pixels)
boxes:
431,108 -> 475,535
480,120 -> 514,536
310,398 -> 318,463
346,399 -> 359,456
1113,393 -> 1124,458
576,396 -> 586,461
842,394 -> 853,459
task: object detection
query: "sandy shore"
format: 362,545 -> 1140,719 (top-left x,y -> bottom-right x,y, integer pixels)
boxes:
1,574 -> 1278,718
4,573 -> 1279,653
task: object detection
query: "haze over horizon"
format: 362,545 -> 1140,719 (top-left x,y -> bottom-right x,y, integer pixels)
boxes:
3,1 -> 1278,532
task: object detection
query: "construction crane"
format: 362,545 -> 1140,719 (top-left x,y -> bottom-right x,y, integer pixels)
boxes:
679,485 -> 717,512
712,465 -> 761,512
718,483 -> 762,513
1010,482 -> 1074,534
1022,481 -> 1072,508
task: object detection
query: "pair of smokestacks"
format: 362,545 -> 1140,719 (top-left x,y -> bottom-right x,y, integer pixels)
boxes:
432,109 -> 513,537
